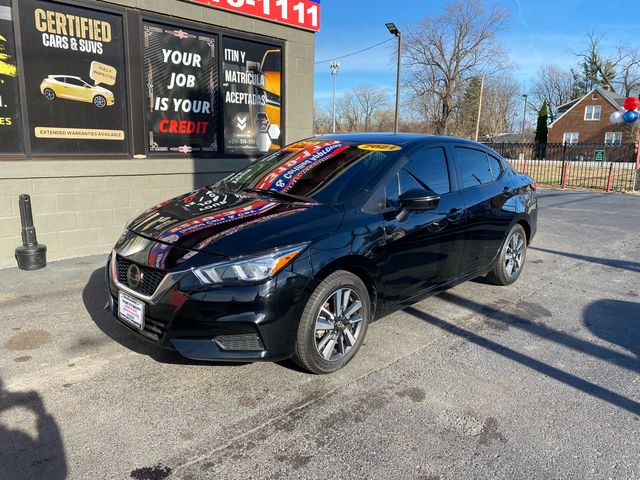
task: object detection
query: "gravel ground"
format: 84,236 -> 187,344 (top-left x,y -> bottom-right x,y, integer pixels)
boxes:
0,189 -> 639,480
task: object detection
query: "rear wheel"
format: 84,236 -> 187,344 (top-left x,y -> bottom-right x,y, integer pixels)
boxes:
293,270 -> 370,374
487,224 -> 527,286
43,88 -> 56,101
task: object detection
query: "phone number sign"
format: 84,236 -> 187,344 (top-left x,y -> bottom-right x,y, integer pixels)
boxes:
184,0 -> 320,32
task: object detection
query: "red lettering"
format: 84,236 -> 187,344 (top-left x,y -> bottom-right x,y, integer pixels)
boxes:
158,120 -> 209,135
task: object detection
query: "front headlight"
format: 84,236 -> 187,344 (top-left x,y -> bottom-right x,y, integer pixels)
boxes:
193,244 -> 308,285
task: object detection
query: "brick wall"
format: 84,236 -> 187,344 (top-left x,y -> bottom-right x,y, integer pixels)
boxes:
548,92 -> 635,144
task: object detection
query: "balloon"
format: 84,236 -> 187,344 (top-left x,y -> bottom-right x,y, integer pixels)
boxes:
610,111 -> 623,124
623,96 -> 640,111
622,110 -> 639,123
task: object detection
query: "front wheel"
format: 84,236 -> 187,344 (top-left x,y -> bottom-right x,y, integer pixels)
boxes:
487,224 -> 527,286
293,270 -> 370,374
93,95 -> 107,108
43,88 -> 56,101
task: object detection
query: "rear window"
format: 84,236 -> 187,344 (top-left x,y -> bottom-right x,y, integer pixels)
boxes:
456,147 -> 493,188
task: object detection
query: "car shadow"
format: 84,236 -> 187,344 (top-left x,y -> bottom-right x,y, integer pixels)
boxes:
403,305 -> 640,416
82,267 -> 249,367
584,299 -> 639,360
437,291 -> 640,374
531,246 -> 640,274
0,377 -> 67,480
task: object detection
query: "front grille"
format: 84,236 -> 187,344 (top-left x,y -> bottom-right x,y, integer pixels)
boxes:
214,334 -> 265,352
116,256 -> 166,297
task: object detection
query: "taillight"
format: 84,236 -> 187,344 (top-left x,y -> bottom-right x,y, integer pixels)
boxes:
530,183 -> 537,191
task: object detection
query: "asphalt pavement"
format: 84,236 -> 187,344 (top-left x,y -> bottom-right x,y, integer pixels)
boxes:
1,189 -> 639,480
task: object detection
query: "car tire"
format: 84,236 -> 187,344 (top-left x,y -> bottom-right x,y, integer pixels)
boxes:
93,95 -> 107,108
487,223 -> 528,286
43,88 -> 56,101
293,270 -> 370,374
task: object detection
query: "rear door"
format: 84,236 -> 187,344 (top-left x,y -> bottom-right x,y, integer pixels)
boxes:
453,145 -> 512,274
380,144 -> 467,305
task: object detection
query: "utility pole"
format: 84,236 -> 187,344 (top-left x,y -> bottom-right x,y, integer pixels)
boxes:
386,23 -> 402,134
474,76 -> 485,142
521,94 -> 529,142
330,60 -> 340,133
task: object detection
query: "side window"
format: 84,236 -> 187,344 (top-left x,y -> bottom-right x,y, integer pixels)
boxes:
456,147 -> 493,188
487,155 -> 504,180
401,147 -> 451,195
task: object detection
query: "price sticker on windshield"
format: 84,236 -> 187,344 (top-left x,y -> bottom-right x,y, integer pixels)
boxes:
358,144 -> 402,152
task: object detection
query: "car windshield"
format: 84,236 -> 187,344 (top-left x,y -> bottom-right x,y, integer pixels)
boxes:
220,140 -> 402,205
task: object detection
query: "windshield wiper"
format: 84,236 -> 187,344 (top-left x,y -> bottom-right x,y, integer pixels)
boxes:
240,188 -> 317,204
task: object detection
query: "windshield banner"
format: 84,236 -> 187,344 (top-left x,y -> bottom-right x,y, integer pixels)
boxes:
256,141 -> 347,192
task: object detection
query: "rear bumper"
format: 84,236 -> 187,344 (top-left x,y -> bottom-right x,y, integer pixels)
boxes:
106,252 -> 314,362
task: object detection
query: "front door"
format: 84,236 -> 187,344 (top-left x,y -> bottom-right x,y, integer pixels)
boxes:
379,145 -> 467,306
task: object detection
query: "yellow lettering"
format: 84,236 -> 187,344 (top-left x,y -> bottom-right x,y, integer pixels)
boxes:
34,8 -> 47,32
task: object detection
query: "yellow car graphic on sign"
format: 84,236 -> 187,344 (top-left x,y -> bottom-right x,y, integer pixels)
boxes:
40,75 -> 115,108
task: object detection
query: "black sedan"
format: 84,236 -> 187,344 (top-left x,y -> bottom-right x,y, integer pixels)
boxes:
107,134 -> 537,373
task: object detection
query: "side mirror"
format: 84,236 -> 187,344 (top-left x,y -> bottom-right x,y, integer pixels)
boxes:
399,188 -> 440,212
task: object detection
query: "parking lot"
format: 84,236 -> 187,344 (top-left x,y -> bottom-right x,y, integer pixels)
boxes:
1,189 -> 639,480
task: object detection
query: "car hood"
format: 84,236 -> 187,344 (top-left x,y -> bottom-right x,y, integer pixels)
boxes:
127,186 -> 344,258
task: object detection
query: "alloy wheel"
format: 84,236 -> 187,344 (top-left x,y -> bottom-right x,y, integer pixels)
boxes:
44,89 -> 55,101
505,231 -> 525,278
314,288 -> 364,362
94,96 -> 106,108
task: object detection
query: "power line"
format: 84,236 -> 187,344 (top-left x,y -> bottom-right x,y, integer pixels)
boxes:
314,38 -> 394,65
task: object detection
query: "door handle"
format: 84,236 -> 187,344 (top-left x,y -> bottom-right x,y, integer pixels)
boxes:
447,208 -> 465,221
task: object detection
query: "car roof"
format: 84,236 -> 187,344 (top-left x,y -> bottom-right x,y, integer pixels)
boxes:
50,75 -> 82,80
311,132 -> 487,149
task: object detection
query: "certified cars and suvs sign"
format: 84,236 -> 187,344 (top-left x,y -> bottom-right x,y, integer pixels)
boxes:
184,0 -> 321,32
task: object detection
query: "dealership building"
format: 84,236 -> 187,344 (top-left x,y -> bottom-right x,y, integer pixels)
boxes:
0,0 -> 317,268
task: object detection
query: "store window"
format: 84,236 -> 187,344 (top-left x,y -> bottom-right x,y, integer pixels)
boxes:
18,0 -> 129,155
222,37 -> 283,156
143,22 -> 219,155
0,0 -> 22,154
4,0 -> 288,159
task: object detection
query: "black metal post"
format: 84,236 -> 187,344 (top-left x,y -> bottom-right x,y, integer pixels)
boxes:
15,194 -> 47,270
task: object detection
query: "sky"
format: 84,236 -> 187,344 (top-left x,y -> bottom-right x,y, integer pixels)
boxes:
313,0 -> 638,110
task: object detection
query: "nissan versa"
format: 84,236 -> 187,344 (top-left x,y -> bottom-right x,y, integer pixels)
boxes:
107,134 -> 537,373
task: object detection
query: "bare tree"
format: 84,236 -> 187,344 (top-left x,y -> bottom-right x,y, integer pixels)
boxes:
352,85 -> 389,132
614,47 -> 640,98
480,75 -> 521,140
530,65 -> 577,119
402,0 -> 511,135
313,102 -> 332,134
573,33 -> 617,93
336,92 -> 361,132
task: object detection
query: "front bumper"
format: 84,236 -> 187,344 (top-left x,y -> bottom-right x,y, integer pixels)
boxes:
106,249 -> 314,362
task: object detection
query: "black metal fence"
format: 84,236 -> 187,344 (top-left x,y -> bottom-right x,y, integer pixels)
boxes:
483,142 -> 637,163
483,142 -> 639,192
